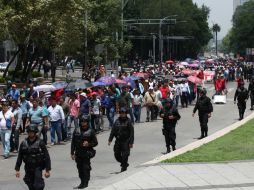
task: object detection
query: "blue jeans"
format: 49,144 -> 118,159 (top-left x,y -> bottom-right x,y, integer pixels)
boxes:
61,117 -> 68,140
133,105 -> 141,122
50,120 -> 62,143
129,107 -> 135,123
67,115 -> 79,138
0,129 -> 11,156
106,107 -> 115,128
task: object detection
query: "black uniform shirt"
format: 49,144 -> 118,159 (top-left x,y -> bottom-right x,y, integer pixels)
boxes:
15,137 -> 51,171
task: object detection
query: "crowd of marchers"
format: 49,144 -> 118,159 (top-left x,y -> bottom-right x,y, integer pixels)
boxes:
0,57 -> 253,189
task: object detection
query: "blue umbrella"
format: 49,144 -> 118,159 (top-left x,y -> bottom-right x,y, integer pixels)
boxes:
129,76 -> 140,81
124,77 -> 136,89
52,81 -> 67,90
92,81 -> 105,87
97,76 -> 116,85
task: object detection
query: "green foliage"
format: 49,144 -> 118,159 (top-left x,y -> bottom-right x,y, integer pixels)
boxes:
163,119 -> 254,163
7,69 -> 22,77
0,76 -> 5,83
230,1 -> 254,54
219,30 -> 233,54
31,71 -> 42,78
212,24 -> 221,33
124,0 -> 212,58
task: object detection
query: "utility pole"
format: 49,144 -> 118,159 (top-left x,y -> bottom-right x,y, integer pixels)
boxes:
121,0 -> 124,41
159,16 -> 177,63
83,11 -> 88,71
116,31 -> 119,77
153,35 -> 156,64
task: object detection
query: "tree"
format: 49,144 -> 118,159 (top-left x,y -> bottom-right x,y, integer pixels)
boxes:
124,0 -> 212,59
219,29 -> 233,54
212,23 -> 221,56
230,0 -> 254,55
0,0 -> 126,80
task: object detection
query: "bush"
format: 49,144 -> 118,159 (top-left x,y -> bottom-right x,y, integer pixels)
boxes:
32,71 -> 42,78
0,76 -> 5,83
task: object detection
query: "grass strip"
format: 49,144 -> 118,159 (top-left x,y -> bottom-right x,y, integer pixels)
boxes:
163,119 -> 254,163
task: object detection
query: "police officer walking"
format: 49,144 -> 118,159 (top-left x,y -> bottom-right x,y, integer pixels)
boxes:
71,117 -> 98,189
234,82 -> 249,120
108,107 -> 134,172
15,124 -> 51,190
192,89 -> 213,139
248,78 -> 254,110
160,98 -> 181,154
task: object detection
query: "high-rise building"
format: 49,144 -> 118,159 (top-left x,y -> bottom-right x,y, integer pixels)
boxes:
233,0 -> 250,13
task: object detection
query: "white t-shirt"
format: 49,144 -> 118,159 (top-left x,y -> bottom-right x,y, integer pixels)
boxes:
0,110 -> 14,130
92,98 -> 101,115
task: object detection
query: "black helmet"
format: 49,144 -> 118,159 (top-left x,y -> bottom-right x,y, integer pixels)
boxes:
79,115 -> 89,123
119,107 -> 127,113
27,124 -> 39,133
199,88 -> 207,95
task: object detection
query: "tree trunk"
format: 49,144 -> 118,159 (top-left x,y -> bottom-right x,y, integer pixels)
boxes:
11,44 -> 26,81
215,32 -> 218,56
3,48 -> 21,78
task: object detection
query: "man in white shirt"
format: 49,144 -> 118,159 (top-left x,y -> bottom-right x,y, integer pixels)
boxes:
180,80 -> 190,108
48,97 -> 65,145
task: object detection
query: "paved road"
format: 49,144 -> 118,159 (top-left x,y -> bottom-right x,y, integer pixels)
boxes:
0,81 -> 252,190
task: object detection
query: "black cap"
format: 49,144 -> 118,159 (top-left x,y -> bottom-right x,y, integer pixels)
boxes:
27,124 -> 39,133
199,88 -> 207,95
119,107 -> 127,113
80,115 -> 90,123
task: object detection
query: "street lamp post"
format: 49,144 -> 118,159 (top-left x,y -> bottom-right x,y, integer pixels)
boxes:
159,15 -> 177,63
153,35 -> 156,63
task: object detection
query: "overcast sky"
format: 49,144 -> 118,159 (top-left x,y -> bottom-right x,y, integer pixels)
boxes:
192,0 -> 233,40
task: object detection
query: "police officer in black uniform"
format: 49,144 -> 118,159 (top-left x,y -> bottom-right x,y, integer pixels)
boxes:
160,98 -> 181,154
108,107 -> 134,172
248,78 -> 254,110
71,117 -> 98,189
234,82 -> 249,120
15,124 -> 51,190
192,88 -> 213,139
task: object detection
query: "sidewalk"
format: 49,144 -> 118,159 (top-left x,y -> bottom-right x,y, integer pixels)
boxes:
101,161 -> 254,190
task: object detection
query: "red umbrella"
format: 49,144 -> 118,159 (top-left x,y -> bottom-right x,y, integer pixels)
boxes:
182,69 -> 196,76
132,72 -> 149,78
115,79 -> 127,85
205,59 -> 214,64
187,76 -> 202,84
166,60 -> 174,64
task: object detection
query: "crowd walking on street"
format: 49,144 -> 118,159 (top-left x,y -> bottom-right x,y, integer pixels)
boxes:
0,58 -> 253,189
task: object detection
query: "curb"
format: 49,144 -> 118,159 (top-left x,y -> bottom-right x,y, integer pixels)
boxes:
142,112 -> 254,165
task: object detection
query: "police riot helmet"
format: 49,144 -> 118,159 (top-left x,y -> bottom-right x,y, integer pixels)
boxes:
27,124 -> 39,133
119,107 -> 128,113
80,115 -> 90,124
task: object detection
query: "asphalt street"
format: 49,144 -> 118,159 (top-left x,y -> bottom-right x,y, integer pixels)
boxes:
0,81 -> 252,190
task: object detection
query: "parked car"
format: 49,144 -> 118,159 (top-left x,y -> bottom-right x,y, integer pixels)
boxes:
0,62 -> 8,72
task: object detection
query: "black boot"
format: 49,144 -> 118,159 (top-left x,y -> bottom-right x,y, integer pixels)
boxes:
198,131 -> 204,139
121,167 -> 127,172
204,131 -> 208,137
172,146 -> 176,151
74,181 -> 88,189
162,146 -> 171,154
239,114 -> 243,120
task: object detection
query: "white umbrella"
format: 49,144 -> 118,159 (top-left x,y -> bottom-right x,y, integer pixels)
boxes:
34,85 -> 56,92
180,62 -> 189,66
